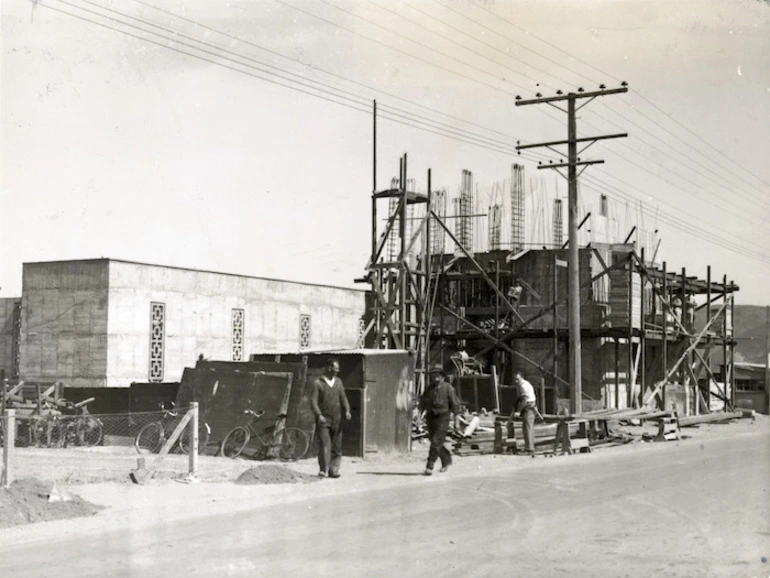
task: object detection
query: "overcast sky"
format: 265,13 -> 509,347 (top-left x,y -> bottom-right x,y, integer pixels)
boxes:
2,0 -> 769,304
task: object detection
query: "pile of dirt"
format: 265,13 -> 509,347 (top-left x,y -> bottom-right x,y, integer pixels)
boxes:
234,465 -> 320,485
0,478 -> 103,528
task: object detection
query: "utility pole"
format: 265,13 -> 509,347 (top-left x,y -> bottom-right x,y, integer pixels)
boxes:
516,84 -> 628,415
765,305 -> 769,416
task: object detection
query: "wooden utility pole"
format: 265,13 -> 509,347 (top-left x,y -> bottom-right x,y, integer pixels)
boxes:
765,305 -> 769,415
516,84 -> 628,414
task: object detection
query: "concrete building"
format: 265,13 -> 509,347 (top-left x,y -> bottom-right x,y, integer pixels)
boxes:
6,259 -> 366,388
0,297 -> 21,380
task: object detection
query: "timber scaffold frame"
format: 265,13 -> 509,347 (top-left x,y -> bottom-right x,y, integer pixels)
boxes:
423,244 -> 738,416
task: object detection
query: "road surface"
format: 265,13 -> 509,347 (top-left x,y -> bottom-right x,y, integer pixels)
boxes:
2,431 -> 768,577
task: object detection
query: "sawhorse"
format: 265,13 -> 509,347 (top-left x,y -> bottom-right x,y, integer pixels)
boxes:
553,419 -> 591,455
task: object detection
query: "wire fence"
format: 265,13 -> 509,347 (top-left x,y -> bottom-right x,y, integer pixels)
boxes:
1,404 -> 204,487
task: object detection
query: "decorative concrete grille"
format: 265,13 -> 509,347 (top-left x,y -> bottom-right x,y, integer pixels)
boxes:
149,302 -> 165,382
11,301 -> 21,379
232,308 -> 244,361
358,317 -> 366,347
299,314 -> 311,350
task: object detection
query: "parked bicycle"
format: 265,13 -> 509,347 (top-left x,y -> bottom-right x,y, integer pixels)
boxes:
220,409 -> 309,461
28,403 -> 63,448
134,402 -> 210,455
25,397 -> 103,448
50,397 -> 103,448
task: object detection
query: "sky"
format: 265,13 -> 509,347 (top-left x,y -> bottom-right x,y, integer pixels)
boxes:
2,0 -> 769,305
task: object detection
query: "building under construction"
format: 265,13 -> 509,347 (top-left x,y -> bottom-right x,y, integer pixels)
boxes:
361,155 -> 739,417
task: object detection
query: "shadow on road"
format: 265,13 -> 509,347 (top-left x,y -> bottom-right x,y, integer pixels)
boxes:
355,471 -> 425,476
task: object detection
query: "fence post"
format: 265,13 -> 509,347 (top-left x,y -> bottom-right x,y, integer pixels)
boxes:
188,402 -> 199,481
2,409 -> 16,488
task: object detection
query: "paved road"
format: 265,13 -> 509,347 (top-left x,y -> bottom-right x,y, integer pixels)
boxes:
2,432 -> 768,578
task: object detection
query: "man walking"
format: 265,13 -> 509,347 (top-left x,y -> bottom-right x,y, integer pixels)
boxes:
310,358 -> 351,478
508,371 -> 537,455
419,364 -> 459,476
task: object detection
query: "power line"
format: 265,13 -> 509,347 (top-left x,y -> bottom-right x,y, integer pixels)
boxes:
455,0 -> 770,201
365,0 -> 554,90
36,1 -> 770,267
39,1 -> 524,163
580,174 -> 770,263
389,0 -> 770,214
591,101 -> 770,211
274,0 -> 566,128
515,152 -> 770,264
127,0 -> 522,144
51,0 -> 526,155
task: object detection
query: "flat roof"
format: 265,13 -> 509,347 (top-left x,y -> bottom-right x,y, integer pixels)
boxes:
22,258 -> 366,294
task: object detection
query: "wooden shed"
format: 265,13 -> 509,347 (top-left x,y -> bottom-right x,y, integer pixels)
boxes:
249,350 -> 414,457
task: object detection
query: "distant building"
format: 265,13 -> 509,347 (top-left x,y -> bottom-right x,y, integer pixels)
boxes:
1,259 -> 366,388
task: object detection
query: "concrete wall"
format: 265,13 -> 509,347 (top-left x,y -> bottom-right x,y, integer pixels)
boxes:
106,261 -> 366,387
0,298 -> 21,379
20,261 -> 110,387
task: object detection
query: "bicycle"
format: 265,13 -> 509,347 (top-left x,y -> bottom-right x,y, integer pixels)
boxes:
49,397 -> 103,448
28,402 -> 62,448
220,409 -> 309,461
134,402 -> 210,455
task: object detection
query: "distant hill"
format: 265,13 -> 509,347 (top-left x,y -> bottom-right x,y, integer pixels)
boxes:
733,305 -> 769,365
696,305 -> 768,366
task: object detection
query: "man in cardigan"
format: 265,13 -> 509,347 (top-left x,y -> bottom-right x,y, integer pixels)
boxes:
310,358 -> 351,478
419,364 -> 459,476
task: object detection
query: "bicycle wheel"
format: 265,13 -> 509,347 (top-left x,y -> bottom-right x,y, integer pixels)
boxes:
29,417 -> 53,447
220,427 -> 250,459
178,422 -> 211,454
278,427 -> 310,461
49,420 -> 67,448
134,422 -> 164,454
78,417 -> 103,447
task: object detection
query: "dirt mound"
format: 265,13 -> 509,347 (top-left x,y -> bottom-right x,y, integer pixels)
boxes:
0,478 -> 103,528
234,465 -> 320,485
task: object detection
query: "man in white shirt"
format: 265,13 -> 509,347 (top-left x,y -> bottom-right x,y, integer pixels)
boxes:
508,371 -> 537,455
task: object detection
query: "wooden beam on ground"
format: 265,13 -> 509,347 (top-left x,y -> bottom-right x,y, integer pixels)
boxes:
678,411 -> 743,427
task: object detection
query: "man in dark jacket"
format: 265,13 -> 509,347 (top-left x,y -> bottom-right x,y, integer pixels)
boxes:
310,358 -> 351,478
419,364 -> 459,476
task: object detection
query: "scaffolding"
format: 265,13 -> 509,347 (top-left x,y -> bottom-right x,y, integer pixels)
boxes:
361,108 -> 738,415
415,241 -> 738,416
364,154 -> 433,391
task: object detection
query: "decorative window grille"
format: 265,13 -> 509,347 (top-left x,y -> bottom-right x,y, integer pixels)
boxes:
358,317 -> 367,347
11,301 -> 21,379
232,308 -> 244,361
299,314 -> 311,350
149,302 -> 165,382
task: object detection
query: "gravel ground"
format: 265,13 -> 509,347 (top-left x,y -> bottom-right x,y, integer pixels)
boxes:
0,413 -> 766,537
